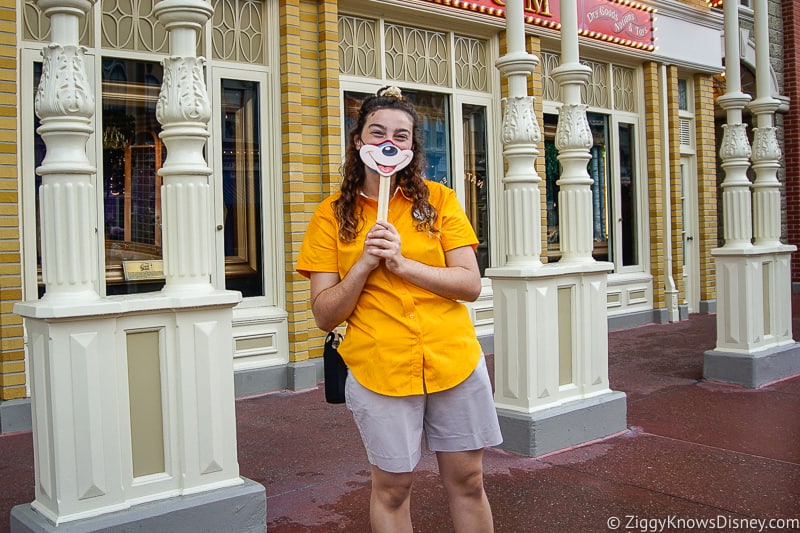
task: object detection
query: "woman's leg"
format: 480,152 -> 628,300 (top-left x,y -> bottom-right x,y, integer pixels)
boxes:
436,449 -> 494,533
369,465 -> 414,533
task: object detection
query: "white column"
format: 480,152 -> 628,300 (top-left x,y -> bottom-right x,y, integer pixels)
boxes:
704,0 -> 800,388
749,0 -> 782,247
717,0 -> 753,249
154,0 -> 216,295
488,0 -> 625,458
35,0 -> 99,303
551,2 -> 594,263
495,0 -> 542,267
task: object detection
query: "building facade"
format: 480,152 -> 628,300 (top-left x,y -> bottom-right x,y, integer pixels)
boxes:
0,0 -> 788,432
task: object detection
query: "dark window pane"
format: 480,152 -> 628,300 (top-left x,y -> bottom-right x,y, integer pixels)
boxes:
221,79 -> 263,297
462,103 -> 490,276
619,122 -> 638,266
101,58 -> 165,295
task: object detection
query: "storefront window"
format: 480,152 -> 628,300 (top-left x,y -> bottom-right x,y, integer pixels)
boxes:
344,90 -> 451,186
101,59 -> 165,295
33,59 -> 267,298
220,79 -> 263,297
544,112 -> 612,262
619,122 -> 638,266
462,104 -> 490,276
588,113 -> 610,260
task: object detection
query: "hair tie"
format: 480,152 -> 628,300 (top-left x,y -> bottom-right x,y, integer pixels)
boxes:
381,86 -> 403,99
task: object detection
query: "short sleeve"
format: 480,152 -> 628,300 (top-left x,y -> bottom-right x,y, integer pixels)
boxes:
296,198 -> 340,278
431,183 -> 478,252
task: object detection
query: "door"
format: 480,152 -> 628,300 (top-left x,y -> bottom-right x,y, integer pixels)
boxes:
681,156 -> 700,313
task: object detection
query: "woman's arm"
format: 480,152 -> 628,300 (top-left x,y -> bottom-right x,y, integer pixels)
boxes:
366,221 -> 482,302
309,250 -> 379,332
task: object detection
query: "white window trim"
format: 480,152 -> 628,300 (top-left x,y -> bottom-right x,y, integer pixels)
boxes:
208,65 -> 285,311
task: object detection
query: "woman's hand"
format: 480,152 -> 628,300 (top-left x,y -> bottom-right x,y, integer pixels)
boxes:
364,221 -> 405,273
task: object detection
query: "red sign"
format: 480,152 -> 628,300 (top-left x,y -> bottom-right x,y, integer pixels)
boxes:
423,0 -> 655,51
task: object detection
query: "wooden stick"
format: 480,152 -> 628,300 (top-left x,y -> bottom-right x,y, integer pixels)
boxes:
377,174 -> 391,221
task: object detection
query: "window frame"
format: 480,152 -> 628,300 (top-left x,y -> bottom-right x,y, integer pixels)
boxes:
209,65 -> 284,309
541,104 -> 647,275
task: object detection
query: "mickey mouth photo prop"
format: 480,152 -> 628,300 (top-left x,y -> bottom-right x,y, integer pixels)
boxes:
359,140 -> 414,221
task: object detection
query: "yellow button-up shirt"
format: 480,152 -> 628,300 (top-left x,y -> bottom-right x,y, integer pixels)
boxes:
296,181 -> 482,396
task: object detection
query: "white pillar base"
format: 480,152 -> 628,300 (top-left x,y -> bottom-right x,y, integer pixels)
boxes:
706,245 -> 798,387
496,390 -> 627,457
704,343 -> 800,388
13,291 -> 246,525
711,246 -> 796,354
10,477 -> 266,533
488,262 -> 626,457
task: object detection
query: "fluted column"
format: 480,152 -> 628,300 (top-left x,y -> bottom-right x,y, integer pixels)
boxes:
35,0 -> 99,302
749,0 -> 782,247
154,0 -> 215,295
551,2 -> 593,263
495,0 -> 541,267
718,0 -> 753,249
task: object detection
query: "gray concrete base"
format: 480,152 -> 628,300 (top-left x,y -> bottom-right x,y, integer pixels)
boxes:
10,477 -> 266,533
704,342 -> 800,388
496,390 -> 628,458
234,365 -> 289,398
288,360 -> 317,390
0,398 -> 32,435
609,309 -> 666,331
699,299 -> 717,314
234,359 -> 322,398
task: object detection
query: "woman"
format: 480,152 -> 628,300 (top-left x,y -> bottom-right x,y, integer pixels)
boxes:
296,86 -> 502,532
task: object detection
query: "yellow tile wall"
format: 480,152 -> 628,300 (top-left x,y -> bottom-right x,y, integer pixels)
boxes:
283,0 -> 341,362
0,2 -> 22,400
694,74 -> 718,302
643,61 -> 666,310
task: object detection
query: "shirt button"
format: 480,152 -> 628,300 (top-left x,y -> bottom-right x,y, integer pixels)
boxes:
409,314 -> 415,319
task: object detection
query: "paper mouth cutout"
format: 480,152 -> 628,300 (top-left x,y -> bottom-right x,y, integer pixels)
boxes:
359,140 -> 413,176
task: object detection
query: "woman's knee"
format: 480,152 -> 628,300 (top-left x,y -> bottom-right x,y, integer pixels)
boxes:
371,467 -> 414,508
437,451 -> 486,498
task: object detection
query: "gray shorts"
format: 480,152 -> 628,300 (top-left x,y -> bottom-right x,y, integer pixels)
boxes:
345,356 -> 503,473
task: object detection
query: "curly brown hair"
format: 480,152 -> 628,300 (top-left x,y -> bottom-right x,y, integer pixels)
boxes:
334,87 -> 439,242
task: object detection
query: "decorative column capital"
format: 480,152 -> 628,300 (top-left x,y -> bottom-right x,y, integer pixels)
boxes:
156,56 -> 211,125
751,127 -> 780,164
719,123 -> 752,161
35,44 -> 95,120
555,104 -> 592,152
500,96 -> 540,147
